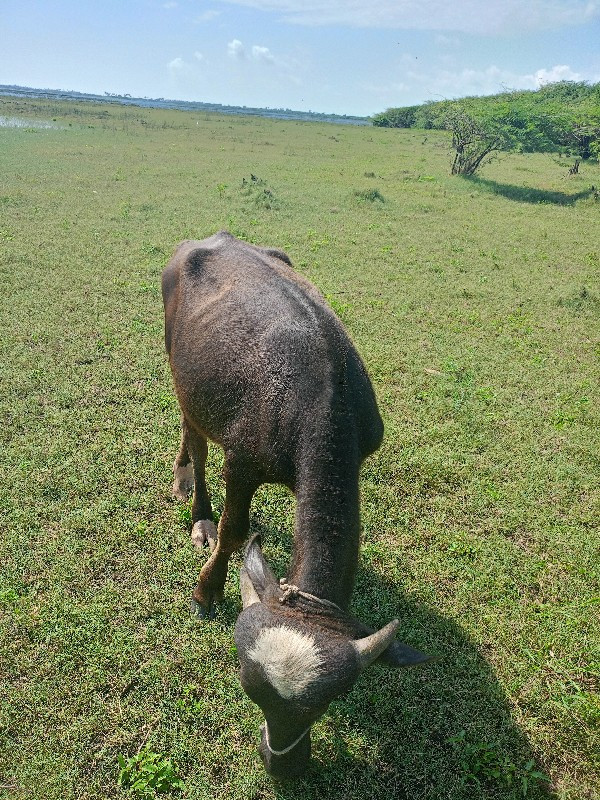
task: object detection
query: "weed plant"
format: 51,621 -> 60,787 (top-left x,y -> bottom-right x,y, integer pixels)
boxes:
0,96 -> 599,800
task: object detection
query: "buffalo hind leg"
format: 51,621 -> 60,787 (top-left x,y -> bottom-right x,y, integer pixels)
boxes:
192,454 -> 257,618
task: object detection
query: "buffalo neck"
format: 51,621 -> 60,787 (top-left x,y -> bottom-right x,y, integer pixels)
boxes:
288,417 -> 361,610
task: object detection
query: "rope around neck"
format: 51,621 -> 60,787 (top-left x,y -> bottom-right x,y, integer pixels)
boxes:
278,580 -> 344,613
262,722 -> 311,756
263,583 -> 340,756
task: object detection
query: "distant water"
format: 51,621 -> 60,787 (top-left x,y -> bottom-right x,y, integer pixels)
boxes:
0,115 -> 62,129
0,84 -> 370,126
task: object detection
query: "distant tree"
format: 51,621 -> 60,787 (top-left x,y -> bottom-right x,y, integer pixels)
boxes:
373,81 -> 600,175
441,94 -> 600,175
372,105 -> 419,128
444,107 -> 508,175
558,109 -> 600,160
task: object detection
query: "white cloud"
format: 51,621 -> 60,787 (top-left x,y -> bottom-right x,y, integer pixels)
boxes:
228,39 -> 279,64
194,9 -> 220,22
167,56 -> 199,77
418,64 -> 529,96
384,62 -> 588,104
252,45 -> 275,62
167,57 -> 186,72
227,38 -> 246,58
533,64 -> 582,85
194,51 -> 205,61
215,0 -> 600,33
163,1 -> 178,8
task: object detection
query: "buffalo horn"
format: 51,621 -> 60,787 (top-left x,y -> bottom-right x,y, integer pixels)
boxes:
353,619 -> 400,669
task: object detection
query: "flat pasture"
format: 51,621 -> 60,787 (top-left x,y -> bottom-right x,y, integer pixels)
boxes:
1,96 -> 598,800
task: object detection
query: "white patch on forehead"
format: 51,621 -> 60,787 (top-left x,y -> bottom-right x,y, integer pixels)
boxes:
247,626 -> 323,699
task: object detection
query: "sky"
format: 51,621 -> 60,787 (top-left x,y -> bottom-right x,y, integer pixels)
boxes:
2,0 -> 600,116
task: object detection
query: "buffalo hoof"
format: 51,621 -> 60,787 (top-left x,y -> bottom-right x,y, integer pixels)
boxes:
173,463 -> 194,501
191,597 -> 216,620
191,520 -> 218,552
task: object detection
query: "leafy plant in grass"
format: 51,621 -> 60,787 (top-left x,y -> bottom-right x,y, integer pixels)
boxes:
0,588 -> 19,605
354,187 -> 385,202
448,731 -> 548,797
240,173 -> 279,209
177,501 -> 192,526
253,186 -> 278,209
117,748 -> 184,798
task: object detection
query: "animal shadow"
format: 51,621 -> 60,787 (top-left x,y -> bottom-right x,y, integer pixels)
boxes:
210,513 -> 554,799
464,175 -> 593,206
231,522 -> 555,800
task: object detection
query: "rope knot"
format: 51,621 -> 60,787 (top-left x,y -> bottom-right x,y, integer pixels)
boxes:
277,579 -> 344,614
279,579 -> 300,604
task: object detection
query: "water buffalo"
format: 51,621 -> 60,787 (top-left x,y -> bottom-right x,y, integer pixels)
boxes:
162,231 -> 429,777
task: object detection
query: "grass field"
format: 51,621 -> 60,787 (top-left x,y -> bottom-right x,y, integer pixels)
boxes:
1,95 -> 598,800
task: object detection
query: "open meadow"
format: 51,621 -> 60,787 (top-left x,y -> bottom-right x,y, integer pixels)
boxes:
1,96 -> 598,800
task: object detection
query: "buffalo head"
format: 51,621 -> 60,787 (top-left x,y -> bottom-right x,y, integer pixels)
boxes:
234,536 -> 430,778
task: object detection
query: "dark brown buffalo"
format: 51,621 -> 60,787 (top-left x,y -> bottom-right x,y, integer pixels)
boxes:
162,231 -> 429,777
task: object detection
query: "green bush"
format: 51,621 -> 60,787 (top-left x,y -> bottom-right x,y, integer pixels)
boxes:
353,187 -> 385,202
373,81 -> 600,166
117,749 -> 184,798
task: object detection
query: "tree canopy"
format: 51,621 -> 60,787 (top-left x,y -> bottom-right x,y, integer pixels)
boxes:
372,82 -> 600,173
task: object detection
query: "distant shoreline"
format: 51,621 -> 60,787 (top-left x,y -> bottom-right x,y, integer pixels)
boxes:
0,84 -> 370,126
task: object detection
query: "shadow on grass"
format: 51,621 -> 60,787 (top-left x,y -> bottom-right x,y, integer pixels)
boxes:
218,521 -> 556,800
464,175 -> 593,206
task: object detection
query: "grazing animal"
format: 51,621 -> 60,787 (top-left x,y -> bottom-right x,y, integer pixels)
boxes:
162,232 -> 430,777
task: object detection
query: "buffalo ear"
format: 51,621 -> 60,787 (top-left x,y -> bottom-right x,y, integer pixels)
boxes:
379,639 -> 434,668
243,534 -> 279,601
240,566 -> 261,609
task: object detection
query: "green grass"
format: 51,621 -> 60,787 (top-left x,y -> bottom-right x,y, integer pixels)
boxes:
1,95 -> 599,800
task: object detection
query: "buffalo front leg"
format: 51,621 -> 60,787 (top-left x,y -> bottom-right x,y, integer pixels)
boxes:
172,416 -> 195,501
192,455 -> 257,618
185,424 -> 217,553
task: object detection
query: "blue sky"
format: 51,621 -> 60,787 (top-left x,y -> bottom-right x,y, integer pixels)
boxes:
2,0 -> 599,116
